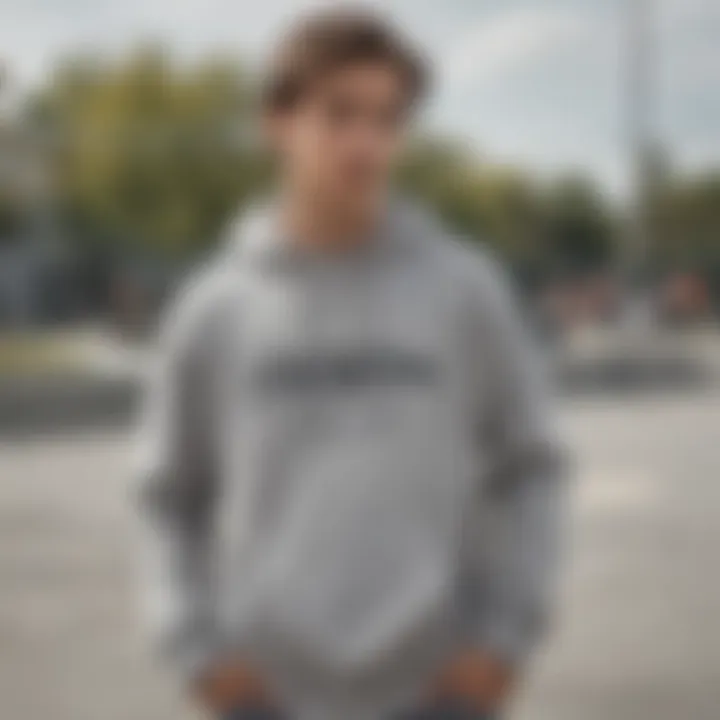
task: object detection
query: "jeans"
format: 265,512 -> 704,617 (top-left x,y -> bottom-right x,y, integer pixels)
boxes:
395,701 -> 494,720
223,709 -> 284,720
224,701 -> 494,720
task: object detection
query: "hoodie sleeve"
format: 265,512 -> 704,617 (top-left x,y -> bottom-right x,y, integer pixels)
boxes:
463,252 -> 568,667
134,273 -> 226,681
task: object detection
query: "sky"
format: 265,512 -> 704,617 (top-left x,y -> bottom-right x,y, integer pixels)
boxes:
1,0 -> 718,195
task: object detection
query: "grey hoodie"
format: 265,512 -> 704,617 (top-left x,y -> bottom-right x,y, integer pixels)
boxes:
135,202 -> 566,720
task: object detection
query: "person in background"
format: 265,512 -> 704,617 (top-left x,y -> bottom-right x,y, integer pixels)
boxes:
135,7 -> 567,720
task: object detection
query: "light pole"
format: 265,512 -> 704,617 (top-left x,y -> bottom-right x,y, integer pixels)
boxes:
624,0 -> 656,298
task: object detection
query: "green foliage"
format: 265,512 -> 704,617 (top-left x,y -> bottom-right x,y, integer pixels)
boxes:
651,172 -> 720,271
0,192 -> 23,242
541,175 -> 615,274
398,140 -> 612,276
28,46 -> 272,258
26,47 -> 616,276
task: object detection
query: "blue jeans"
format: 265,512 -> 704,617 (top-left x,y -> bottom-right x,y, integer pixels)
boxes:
396,701 -> 494,720
224,702 -> 494,720
223,709 -> 284,720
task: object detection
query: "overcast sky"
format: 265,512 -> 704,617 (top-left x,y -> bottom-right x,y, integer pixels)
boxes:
1,0 -> 718,194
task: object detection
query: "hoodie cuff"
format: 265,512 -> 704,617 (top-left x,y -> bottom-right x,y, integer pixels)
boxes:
161,623 -> 223,683
474,607 -> 546,667
177,638 -> 221,683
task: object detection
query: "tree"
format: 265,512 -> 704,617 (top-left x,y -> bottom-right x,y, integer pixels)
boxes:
27,46 -> 271,259
397,138 -> 544,269
24,48 -> 618,286
652,172 -> 720,269
541,175 -> 614,276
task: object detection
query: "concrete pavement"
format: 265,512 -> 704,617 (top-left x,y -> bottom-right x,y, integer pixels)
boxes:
1,393 -> 719,720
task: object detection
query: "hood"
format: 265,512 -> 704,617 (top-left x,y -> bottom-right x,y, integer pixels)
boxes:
219,196 -> 445,270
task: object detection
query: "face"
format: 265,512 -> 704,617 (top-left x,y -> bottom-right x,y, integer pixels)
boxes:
267,62 -> 411,216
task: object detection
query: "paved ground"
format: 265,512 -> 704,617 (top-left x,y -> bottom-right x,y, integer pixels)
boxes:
1,393 -> 719,720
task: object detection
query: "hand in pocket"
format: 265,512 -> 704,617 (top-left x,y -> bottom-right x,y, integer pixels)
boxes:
194,660 -> 277,716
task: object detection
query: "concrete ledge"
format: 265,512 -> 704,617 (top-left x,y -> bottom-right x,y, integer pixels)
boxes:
0,352 -> 716,437
557,356 -> 714,395
0,374 -> 140,437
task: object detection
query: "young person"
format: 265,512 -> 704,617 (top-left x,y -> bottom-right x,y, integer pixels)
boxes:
136,8 -> 566,720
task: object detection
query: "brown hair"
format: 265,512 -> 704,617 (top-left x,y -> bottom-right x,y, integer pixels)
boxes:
261,7 -> 430,112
